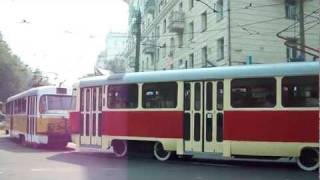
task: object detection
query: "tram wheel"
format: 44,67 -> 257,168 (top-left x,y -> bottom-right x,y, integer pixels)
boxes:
112,140 -> 128,157
153,142 -> 171,161
297,148 -> 319,171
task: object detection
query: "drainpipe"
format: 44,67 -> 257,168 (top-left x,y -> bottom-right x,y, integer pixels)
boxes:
227,0 -> 232,66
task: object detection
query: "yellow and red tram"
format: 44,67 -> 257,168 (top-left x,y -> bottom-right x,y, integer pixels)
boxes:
69,62 -> 319,171
5,86 -> 73,148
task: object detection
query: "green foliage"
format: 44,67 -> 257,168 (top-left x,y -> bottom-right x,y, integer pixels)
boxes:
0,32 -> 33,102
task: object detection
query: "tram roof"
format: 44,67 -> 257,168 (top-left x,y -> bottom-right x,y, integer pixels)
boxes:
79,62 -> 320,88
7,86 -> 71,102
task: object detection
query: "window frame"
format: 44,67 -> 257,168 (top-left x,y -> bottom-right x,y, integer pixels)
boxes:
216,0 -> 224,22
217,37 -> 224,61
201,11 -> 207,32
189,21 -> 194,40
230,77 -> 277,108
107,84 -> 139,109
281,75 -> 319,108
142,82 -> 178,109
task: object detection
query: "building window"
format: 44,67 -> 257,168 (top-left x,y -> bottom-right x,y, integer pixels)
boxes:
142,61 -> 145,71
282,76 -> 319,107
146,58 -> 149,70
107,84 -> 138,109
189,0 -> 194,9
178,59 -> 183,68
201,11 -> 207,31
170,64 -> 174,69
189,53 -> 194,68
286,38 -> 298,62
202,46 -> 208,67
231,78 -> 276,108
162,43 -> 166,58
217,0 -> 223,21
217,37 -> 224,60
185,60 -> 188,69
285,0 -> 297,20
170,37 -> 175,56
156,48 -> 160,64
179,2 -> 183,10
189,22 -> 194,40
163,19 -> 167,33
142,82 -> 177,108
156,26 -> 160,39
178,34 -> 183,48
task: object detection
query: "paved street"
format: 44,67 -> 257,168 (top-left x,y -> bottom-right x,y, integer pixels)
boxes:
0,135 -> 318,180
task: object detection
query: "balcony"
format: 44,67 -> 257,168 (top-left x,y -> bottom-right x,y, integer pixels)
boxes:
143,38 -> 156,54
144,0 -> 155,15
168,11 -> 185,33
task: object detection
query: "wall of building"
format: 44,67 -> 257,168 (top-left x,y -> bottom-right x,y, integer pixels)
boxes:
128,0 -> 319,72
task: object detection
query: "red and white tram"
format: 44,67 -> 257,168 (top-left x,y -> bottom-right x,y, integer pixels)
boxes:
69,62 -> 319,171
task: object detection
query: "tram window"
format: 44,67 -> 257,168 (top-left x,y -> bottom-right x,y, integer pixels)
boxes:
206,82 -> 212,111
40,95 -> 72,113
194,83 -> 201,110
206,117 -> 212,142
6,102 -> 12,114
5,103 -> 9,114
80,114 -> 84,136
107,84 -> 138,109
92,114 -> 96,136
98,87 -> 102,110
93,88 -> 97,111
184,83 -> 191,110
98,113 -> 102,136
194,113 -> 201,141
282,76 -> 319,107
231,78 -> 276,108
183,113 -> 190,140
216,113 -> 223,142
217,81 -> 224,110
86,89 -> 90,111
39,96 -> 46,113
142,82 -> 177,108
85,114 -> 89,136
21,98 -> 26,113
80,89 -> 84,111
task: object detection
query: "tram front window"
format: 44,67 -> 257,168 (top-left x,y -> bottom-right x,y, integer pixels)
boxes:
40,95 -> 73,114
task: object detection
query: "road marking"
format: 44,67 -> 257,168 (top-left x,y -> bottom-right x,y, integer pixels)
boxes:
31,168 -> 52,172
31,168 -> 82,172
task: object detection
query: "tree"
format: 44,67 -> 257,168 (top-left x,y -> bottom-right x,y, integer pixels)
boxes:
0,32 -> 35,102
103,55 -> 126,73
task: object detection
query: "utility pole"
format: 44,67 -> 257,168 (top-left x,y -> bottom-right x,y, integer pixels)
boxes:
134,9 -> 141,72
298,0 -> 305,59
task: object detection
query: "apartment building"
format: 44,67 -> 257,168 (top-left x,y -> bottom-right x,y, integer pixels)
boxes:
96,32 -> 128,70
126,0 -> 319,72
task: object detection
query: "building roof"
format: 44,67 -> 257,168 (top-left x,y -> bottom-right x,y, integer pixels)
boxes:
79,62 -> 320,88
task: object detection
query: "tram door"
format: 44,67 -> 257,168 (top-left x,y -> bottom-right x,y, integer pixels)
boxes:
183,81 -> 224,153
27,96 -> 37,142
80,87 -> 102,146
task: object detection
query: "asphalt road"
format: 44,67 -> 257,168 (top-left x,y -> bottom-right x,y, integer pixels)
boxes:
0,135 -> 318,180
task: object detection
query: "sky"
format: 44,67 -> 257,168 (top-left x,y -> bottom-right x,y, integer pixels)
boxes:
0,0 -> 128,86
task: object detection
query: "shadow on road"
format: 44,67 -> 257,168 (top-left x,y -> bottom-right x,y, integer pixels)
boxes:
0,136 -> 74,153
46,151 -> 318,180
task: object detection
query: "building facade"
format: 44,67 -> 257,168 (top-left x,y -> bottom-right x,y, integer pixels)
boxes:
126,0 -> 319,72
96,32 -> 128,72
